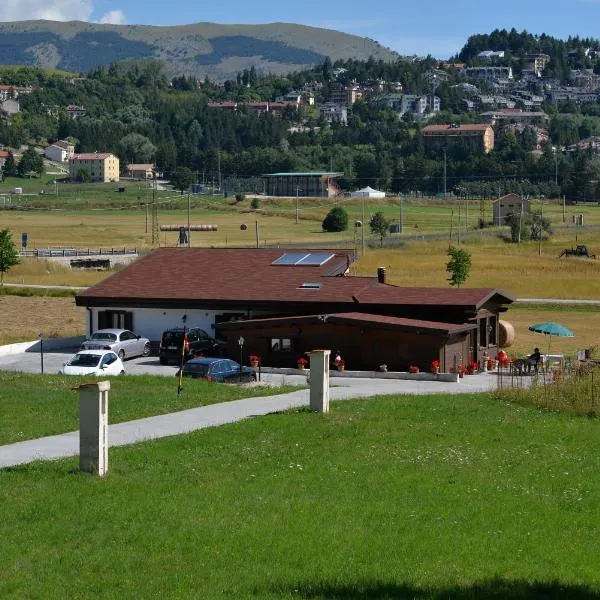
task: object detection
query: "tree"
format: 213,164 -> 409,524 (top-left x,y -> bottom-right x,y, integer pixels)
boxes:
169,166 -> 194,195
17,146 -> 44,177
0,229 -> 20,285
75,167 -> 91,183
1,151 -> 17,178
446,246 -> 472,288
369,211 -> 390,246
322,206 -> 348,232
118,132 -> 157,165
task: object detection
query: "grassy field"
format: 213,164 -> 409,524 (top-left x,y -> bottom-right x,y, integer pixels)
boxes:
0,371 -> 300,445
2,393 -> 600,598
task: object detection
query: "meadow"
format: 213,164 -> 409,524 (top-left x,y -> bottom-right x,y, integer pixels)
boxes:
0,371 -> 299,445
2,393 -> 600,599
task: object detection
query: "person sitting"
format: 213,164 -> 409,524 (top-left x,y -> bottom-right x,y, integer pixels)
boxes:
527,347 -> 542,374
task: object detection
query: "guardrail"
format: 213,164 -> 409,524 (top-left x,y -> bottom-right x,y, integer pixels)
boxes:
20,248 -> 138,257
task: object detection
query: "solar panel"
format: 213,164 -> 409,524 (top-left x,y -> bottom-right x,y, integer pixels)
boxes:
272,253 -> 309,265
296,253 -> 335,266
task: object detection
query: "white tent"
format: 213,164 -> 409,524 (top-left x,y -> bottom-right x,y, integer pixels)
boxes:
350,186 -> 386,198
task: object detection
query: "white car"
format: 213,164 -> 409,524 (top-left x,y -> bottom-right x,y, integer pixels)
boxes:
80,329 -> 151,361
60,350 -> 125,376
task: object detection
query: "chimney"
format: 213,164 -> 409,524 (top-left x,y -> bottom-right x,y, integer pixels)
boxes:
377,267 -> 386,284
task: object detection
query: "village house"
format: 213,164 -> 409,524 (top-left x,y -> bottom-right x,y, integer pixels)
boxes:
44,140 -> 75,163
493,193 -> 531,226
69,153 -> 119,182
127,163 -> 155,179
75,248 -> 514,373
421,123 -> 495,154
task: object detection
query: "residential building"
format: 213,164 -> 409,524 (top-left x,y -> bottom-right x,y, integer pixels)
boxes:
66,104 -> 86,119
0,150 -> 9,170
0,85 -> 33,100
329,83 -> 363,106
524,54 -> 550,76
69,153 -> 119,182
477,50 -> 505,60
421,123 -> 495,153
44,140 -> 75,163
480,109 -> 549,126
472,95 -> 516,110
546,87 -> 599,105
319,103 -> 347,125
127,163 -> 155,179
75,248 -> 515,372
463,66 -> 513,81
262,172 -> 343,197
569,69 -> 600,90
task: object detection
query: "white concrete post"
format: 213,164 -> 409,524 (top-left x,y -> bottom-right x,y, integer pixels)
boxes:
78,381 -> 110,476
309,349 -> 330,413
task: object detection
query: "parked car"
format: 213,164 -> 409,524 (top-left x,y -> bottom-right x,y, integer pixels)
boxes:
59,350 -> 125,376
81,329 -> 151,360
179,357 -> 256,383
159,327 -> 226,365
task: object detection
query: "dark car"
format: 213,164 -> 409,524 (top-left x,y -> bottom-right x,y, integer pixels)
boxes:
159,326 -> 226,365
180,357 -> 256,383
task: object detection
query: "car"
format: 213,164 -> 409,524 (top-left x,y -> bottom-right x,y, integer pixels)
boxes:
81,328 -> 151,361
159,327 -> 226,365
59,350 -> 125,376
179,357 -> 256,383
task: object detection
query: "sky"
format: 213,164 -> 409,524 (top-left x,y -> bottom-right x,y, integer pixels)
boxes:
2,0 -> 600,58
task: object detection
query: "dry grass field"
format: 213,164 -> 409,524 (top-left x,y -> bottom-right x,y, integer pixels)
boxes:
0,295 -> 85,344
1,196 -> 600,350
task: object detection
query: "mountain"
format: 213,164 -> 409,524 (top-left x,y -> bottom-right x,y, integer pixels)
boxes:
0,20 -> 398,80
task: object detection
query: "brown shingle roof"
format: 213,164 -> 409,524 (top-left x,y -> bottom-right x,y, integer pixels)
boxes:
77,248 -> 514,310
218,312 -> 476,335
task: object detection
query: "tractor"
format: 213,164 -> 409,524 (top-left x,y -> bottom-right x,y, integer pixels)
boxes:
558,244 -> 596,259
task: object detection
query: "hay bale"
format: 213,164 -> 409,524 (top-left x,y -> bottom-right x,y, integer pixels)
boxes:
499,320 -> 515,348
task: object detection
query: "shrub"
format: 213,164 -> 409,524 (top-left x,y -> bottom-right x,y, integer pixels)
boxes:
235,192 -> 245,203
322,207 -> 348,232
250,197 -> 260,210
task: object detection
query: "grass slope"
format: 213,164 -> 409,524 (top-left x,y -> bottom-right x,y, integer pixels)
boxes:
2,394 -> 600,598
0,372 -> 300,445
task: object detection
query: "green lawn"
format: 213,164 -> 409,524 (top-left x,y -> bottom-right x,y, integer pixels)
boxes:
2,393 -> 600,598
0,372 -> 300,445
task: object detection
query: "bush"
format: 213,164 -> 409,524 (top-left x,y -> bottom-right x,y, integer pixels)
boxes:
322,206 -> 348,232
235,192 -> 245,203
250,197 -> 260,210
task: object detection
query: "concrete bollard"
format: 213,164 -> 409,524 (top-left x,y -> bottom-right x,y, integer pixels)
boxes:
78,381 -> 110,476
309,349 -> 330,413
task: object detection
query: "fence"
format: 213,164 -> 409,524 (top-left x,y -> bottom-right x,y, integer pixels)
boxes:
20,247 -> 138,258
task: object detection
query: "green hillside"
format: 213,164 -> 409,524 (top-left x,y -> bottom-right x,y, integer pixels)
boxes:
0,20 -> 398,80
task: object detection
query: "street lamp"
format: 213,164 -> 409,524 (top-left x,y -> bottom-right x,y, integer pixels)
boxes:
238,336 -> 245,382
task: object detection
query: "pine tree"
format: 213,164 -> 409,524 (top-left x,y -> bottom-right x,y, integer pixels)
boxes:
1,151 -> 17,177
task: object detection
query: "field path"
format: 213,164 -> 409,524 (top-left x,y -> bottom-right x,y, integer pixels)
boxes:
0,374 -> 494,469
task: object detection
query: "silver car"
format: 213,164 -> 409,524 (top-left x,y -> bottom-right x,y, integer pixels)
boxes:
80,328 -> 151,360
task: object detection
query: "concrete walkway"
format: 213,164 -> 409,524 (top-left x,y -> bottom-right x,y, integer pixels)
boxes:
0,373 -> 497,469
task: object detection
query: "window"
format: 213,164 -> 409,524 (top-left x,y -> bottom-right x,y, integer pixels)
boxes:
101,353 -> 118,366
270,338 -> 291,352
489,316 -> 498,345
98,310 -> 132,330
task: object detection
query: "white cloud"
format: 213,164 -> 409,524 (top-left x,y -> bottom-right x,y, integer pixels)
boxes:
0,0 -> 93,21
99,9 -> 126,24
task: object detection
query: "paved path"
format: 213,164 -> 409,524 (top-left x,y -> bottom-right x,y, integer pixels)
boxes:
0,373 -> 497,469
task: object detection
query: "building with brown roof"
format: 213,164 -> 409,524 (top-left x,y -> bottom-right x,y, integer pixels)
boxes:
421,123 -> 495,153
76,248 -> 514,372
127,163 -> 155,179
69,153 -> 119,182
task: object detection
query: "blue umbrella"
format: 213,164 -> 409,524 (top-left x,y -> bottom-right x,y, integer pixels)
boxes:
528,322 -> 574,355
528,322 -> 575,337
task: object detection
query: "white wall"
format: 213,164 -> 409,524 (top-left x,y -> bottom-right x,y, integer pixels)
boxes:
45,145 -> 67,162
89,307 -> 266,341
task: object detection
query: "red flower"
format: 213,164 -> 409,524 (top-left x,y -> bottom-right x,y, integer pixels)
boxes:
297,357 -> 308,366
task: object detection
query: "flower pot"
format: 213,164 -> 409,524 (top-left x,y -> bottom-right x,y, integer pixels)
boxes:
431,367 -> 439,374
250,360 -> 259,368
337,365 -> 345,372
297,363 -> 305,370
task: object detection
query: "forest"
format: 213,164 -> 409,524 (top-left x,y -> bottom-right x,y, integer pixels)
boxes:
3,28 -> 600,201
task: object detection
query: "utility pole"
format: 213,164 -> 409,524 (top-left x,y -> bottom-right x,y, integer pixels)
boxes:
255,219 -> 260,248
457,204 -> 461,245
449,209 -> 454,250
399,195 -> 404,234
538,199 -> 544,256
187,191 -> 191,248
443,149 -> 447,200
151,178 -> 159,247
296,186 -> 300,224
518,199 -> 524,245
563,194 -> 566,223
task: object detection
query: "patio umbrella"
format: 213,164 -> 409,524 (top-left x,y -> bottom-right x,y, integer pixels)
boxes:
528,322 -> 574,355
